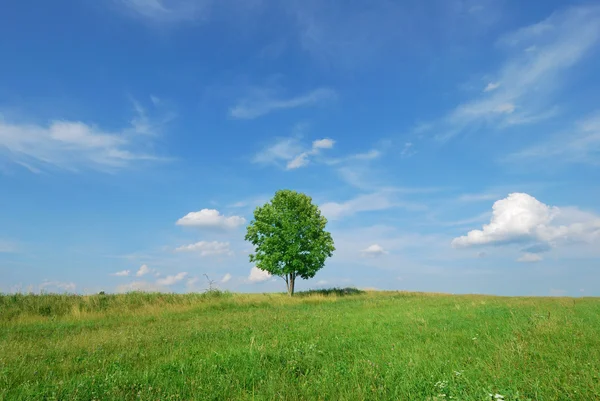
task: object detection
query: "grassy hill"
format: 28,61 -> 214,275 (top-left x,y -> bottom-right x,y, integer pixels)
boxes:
1,290 -> 598,400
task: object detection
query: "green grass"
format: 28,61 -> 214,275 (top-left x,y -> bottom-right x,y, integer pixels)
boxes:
1,290 -> 599,400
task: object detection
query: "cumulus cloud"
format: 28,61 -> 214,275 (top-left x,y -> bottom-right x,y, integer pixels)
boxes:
112,270 -> 131,277
156,272 -> 188,286
517,253 -> 543,263
136,264 -> 151,277
248,266 -> 272,283
452,193 -> 600,249
221,273 -> 232,283
0,99 -> 170,172
361,244 -> 388,257
230,87 -> 337,119
175,241 -> 232,256
176,209 -> 246,229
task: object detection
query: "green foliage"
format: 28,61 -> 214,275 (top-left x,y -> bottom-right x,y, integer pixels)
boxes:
1,292 -> 598,400
245,189 -> 335,295
296,287 -> 365,297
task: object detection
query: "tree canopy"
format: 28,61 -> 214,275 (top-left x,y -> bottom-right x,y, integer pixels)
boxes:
245,190 -> 335,296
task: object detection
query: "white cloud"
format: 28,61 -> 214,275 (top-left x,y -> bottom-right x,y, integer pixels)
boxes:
316,280 -> 329,286
253,137 -> 304,165
0,100 -> 169,172
494,103 -> 515,114
458,193 -> 499,202
320,190 -> 425,220
517,253 -> 543,263
254,136 -> 335,170
117,281 -> 164,293
312,138 -> 335,149
175,241 -> 232,256
286,152 -> 310,169
327,149 -> 381,166
230,87 -> 337,119
221,273 -> 232,283
186,277 -> 200,287
506,112 -> 600,165
112,270 -> 131,277
176,209 -> 246,229
117,0 -> 210,23
156,272 -> 188,286
361,244 -> 388,257
436,5 -> 600,140
483,82 -> 501,92
452,193 -> 600,248
136,264 -> 151,277
400,142 -> 416,158
39,281 -> 76,292
248,266 -> 272,283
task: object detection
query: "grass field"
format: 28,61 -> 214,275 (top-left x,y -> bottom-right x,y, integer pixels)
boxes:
1,290 -> 599,400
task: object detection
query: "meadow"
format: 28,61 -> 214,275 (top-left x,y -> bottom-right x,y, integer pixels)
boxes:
0,290 -> 598,400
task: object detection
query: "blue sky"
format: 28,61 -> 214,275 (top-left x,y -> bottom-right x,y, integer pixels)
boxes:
1,0 -> 599,296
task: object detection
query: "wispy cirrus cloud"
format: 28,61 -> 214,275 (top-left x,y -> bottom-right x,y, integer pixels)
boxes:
39,281 -> 76,293
253,136 -> 335,170
430,5 -> 600,140
111,270 -> 131,277
116,0 -> 264,24
116,0 -> 210,23
505,112 -> 600,166
156,272 -> 188,286
517,253 -> 543,263
0,98 -> 172,173
175,241 -> 233,256
458,192 -> 500,202
290,0 -> 502,68
320,190 -> 427,221
230,87 -> 337,119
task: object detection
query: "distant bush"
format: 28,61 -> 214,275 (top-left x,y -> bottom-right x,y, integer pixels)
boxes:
297,287 -> 365,297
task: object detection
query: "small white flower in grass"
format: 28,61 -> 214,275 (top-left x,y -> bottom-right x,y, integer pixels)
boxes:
494,394 -> 504,400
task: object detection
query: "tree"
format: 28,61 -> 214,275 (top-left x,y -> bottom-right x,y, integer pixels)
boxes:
245,190 -> 335,296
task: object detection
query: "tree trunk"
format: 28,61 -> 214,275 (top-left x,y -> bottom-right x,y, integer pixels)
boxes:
289,273 -> 296,296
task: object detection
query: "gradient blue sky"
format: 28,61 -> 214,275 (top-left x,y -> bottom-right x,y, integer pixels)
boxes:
1,0 -> 599,296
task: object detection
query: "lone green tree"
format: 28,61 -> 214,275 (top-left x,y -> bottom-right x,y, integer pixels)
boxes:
245,190 -> 335,296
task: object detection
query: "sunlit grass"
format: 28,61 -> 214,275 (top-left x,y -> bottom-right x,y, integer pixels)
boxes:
1,290 -> 598,400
